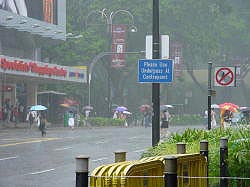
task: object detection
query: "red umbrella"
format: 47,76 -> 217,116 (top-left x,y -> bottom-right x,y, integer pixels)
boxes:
219,102 -> 239,112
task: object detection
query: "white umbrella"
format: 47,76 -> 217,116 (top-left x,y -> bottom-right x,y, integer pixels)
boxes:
123,111 -> 132,115
160,105 -> 174,111
211,104 -> 220,109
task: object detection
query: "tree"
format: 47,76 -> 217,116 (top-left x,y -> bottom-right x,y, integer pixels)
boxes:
42,0 -> 250,114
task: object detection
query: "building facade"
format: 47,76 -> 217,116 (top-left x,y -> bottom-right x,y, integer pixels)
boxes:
0,0 -> 87,119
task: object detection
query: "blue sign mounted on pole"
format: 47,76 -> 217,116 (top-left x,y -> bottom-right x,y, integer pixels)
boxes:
138,59 -> 173,83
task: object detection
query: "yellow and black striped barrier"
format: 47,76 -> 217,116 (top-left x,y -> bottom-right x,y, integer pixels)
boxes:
90,153 -> 207,187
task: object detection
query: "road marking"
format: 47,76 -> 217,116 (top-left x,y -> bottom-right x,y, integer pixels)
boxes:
24,168 -> 55,175
128,136 -> 138,140
92,157 -> 109,162
133,149 -> 145,153
95,141 -> 106,144
64,136 -> 81,139
54,146 -> 72,151
0,137 -> 59,147
0,156 -> 18,161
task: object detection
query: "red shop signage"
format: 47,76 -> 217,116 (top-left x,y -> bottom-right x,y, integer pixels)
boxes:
0,58 -> 67,77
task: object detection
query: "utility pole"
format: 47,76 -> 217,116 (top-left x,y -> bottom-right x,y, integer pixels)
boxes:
208,62 -> 212,130
152,0 -> 160,146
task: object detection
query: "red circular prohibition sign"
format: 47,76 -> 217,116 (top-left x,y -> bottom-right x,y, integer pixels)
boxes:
215,67 -> 234,86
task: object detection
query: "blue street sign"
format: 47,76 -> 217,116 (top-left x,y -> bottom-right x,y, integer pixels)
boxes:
138,59 -> 173,83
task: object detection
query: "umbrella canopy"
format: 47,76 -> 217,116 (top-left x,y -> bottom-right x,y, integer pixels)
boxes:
30,105 -> 47,111
63,98 -> 79,106
160,105 -> 174,111
60,103 -> 71,108
241,107 -> 250,113
115,106 -> 128,112
82,105 -> 93,110
123,111 -> 132,115
219,102 -> 239,112
211,104 -> 220,109
112,104 -> 119,108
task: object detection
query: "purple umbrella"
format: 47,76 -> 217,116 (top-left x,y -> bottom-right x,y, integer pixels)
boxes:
115,106 -> 128,112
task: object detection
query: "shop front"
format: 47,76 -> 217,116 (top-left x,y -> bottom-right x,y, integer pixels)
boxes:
0,55 -> 87,121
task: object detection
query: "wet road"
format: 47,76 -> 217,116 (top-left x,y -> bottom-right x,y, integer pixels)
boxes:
0,125 -> 202,187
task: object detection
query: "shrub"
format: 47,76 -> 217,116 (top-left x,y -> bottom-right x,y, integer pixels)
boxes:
87,117 -> 124,126
170,114 -> 203,125
142,127 -> 250,186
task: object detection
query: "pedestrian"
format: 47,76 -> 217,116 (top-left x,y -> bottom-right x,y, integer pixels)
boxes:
26,110 -> 36,128
223,110 -> 232,128
113,111 -> 118,119
203,110 -> 208,127
39,112 -> 46,137
143,111 -> 151,128
211,108 -> 217,128
161,110 -> 170,129
68,111 -> 75,130
13,105 -> 19,126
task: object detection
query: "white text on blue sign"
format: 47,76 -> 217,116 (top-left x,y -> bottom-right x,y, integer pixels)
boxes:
138,59 -> 173,83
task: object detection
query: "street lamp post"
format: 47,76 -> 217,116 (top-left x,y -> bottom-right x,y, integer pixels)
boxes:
88,51 -> 143,111
85,9 -> 137,115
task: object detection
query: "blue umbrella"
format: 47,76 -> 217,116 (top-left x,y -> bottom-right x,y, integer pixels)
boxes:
115,106 -> 128,112
30,105 -> 47,111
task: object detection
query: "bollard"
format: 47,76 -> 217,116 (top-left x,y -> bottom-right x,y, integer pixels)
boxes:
114,150 -> 126,163
200,140 -> 209,187
164,156 -> 177,187
75,155 -> 89,187
200,140 -> 209,160
220,138 -> 228,187
176,142 -> 186,154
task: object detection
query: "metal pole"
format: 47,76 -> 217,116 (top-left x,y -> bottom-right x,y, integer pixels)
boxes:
208,62 -> 212,130
164,156 -> 177,187
200,140 -> 209,161
176,142 -> 186,154
108,20 -> 112,116
220,138 -> 228,187
88,72 -> 91,107
114,150 -> 126,162
75,156 -> 89,187
152,0 -> 160,147
88,51 -> 143,108
200,140 -> 209,187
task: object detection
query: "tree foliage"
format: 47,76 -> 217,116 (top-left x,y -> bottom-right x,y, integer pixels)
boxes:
42,0 -> 250,115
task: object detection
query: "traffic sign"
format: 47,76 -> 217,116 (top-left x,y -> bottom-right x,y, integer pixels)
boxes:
138,59 -> 173,83
214,66 -> 236,87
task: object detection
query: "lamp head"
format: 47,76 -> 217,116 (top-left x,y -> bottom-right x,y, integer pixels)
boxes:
129,25 -> 137,32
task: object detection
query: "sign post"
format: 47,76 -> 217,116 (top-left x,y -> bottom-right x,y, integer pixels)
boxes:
138,58 -> 173,147
152,0 -> 160,147
208,62 -> 212,130
214,67 -> 236,87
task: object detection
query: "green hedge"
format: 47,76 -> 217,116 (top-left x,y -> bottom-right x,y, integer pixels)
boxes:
170,114 -> 203,125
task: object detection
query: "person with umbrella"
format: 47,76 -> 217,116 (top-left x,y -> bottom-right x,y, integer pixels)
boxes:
219,102 -> 238,128
26,108 -> 36,128
38,111 -> 47,137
